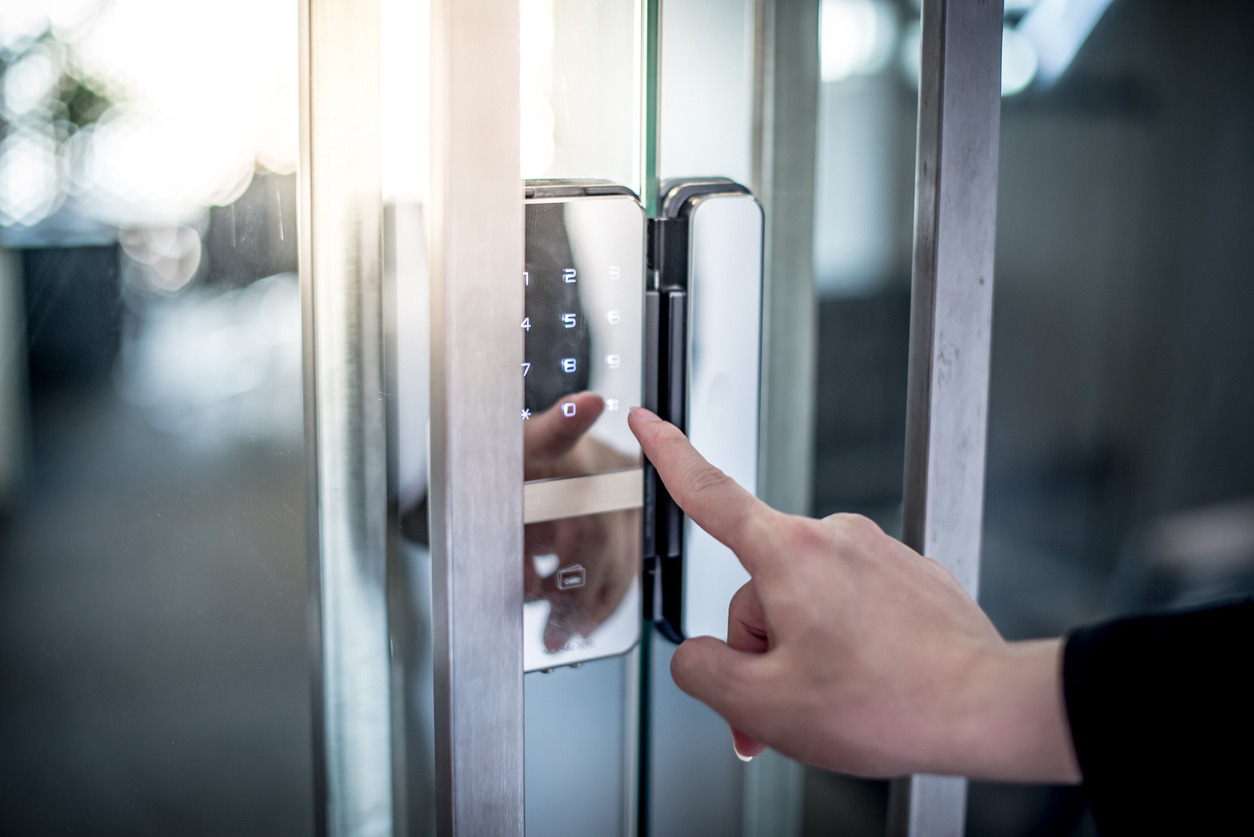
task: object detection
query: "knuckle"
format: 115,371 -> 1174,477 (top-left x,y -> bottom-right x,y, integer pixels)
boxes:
729,580 -> 757,608
730,506 -> 777,552
779,515 -> 828,553
848,513 -> 884,535
723,657 -> 767,709
824,511 -> 882,539
683,462 -> 733,497
670,639 -> 709,689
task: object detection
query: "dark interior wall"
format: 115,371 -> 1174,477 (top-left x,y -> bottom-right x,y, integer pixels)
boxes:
987,0 -> 1254,562
1139,0 -> 1254,516
988,0 -> 1180,565
22,247 -> 122,394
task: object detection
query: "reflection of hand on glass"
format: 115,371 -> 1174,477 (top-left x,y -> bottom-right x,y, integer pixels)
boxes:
524,391 -> 641,652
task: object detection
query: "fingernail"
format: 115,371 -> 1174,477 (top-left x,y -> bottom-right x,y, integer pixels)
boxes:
629,406 -> 661,422
732,737 -> 754,763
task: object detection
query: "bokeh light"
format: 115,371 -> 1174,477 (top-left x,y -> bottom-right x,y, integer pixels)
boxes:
0,0 -> 298,229
119,225 -> 203,294
820,0 -> 898,84
1001,25 -> 1039,96
0,123 -> 65,224
2,38 -> 62,116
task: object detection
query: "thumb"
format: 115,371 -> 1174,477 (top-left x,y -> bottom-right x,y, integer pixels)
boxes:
670,636 -> 766,732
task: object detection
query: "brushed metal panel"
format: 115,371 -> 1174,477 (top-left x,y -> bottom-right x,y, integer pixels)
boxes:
300,0 -> 393,834
429,0 -> 525,833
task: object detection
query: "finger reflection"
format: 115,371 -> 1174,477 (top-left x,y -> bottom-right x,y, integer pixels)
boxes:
526,507 -> 642,654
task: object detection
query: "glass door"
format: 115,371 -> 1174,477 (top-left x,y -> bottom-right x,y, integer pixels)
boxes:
0,2 -> 312,834
0,1 -> 1015,836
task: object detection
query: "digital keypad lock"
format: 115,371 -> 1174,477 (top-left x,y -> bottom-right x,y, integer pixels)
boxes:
522,179 -> 763,672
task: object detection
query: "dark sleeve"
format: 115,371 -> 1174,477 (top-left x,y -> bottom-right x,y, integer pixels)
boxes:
1063,597 -> 1254,836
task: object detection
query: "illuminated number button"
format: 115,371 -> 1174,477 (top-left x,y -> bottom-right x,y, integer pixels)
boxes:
607,310 -> 621,325
606,354 -> 620,368
608,266 -> 620,280
605,398 -> 620,412
561,358 -> 577,373
561,313 -> 577,328
562,268 -> 577,283
561,402 -> 576,417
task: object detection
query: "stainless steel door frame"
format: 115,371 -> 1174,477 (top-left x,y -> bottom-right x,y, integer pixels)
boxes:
428,0 -> 526,835
299,0 -> 393,835
891,1 -> 1004,836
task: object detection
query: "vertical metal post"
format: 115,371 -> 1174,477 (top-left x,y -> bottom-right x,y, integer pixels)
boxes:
891,1 -> 1003,836
299,0 -> 392,835
642,0 -> 663,216
746,0 -> 820,834
428,0 -> 525,833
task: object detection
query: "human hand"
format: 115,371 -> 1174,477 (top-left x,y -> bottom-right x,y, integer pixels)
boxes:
525,392 -> 640,651
628,407 -> 1081,783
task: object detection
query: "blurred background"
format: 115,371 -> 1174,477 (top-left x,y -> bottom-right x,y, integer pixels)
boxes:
2,0 -> 1252,835
0,0 -> 310,833
806,0 -> 1254,834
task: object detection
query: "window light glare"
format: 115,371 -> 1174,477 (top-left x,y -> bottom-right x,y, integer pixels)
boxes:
898,21 -> 1039,98
821,0 -> 898,83
1017,0 -> 1114,84
1001,26 -> 1038,96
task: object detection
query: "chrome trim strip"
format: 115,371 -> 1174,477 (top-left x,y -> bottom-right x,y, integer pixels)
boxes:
524,469 -> 645,524
300,0 -> 393,833
682,192 -> 764,641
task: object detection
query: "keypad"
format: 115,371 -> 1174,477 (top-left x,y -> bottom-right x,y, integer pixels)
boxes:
523,198 -> 644,473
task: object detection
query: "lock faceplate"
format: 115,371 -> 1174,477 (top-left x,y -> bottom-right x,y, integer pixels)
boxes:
522,182 -> 646,672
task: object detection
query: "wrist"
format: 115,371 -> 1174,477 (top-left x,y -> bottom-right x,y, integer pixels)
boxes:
947,638 -> 1082,783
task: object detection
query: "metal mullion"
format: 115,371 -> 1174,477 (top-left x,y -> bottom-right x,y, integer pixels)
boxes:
428,0 -> 525,834
642,0 -> 662,217
890,1 -> 1003,836
300,0 -> 393,835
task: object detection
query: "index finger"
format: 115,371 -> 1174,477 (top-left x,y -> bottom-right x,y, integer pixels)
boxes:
628,407 -> 777,575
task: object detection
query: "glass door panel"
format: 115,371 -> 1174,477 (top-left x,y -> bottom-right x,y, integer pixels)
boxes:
517,5 -> 644,837
0,2 -> 310,834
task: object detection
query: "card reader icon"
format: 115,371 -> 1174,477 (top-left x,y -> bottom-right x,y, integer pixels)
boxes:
556,565 -> 586,591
